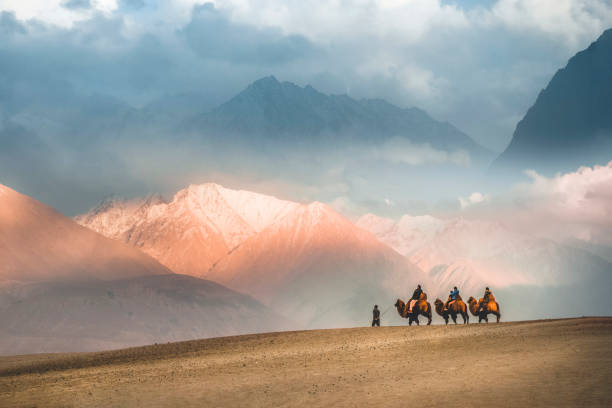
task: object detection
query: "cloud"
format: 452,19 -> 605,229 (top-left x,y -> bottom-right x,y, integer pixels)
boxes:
0,11 -> 26,36
371,138 -> 471,167
487,0 -> 612,47
0,1 -> 611,215
457,162 -> 612,246
62,0 -> 92,11
458,191 -> 489,209
514,162 -> 612,244
180,3 -> 316,64
1,0 -> 611,151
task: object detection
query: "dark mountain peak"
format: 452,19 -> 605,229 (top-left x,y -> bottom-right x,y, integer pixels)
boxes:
192,76 -> 491,160
492,28 -> 612,174
249,75 -> 280,89
596,27 -> 612,43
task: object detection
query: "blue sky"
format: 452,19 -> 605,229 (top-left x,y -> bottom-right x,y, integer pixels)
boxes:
2,0 -> 611,151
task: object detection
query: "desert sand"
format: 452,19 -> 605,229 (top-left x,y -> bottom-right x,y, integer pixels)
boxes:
1,317 -> 611,407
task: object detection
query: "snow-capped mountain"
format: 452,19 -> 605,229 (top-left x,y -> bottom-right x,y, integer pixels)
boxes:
78,184 -> 428,327
76,183 -> 300,277
357,213 -> 612,319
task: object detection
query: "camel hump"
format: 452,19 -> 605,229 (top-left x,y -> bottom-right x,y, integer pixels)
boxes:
488,294 -> 496,302
420,292 -> 427,301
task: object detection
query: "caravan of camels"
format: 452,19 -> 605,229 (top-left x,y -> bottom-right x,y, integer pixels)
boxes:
394,286 -> 501,325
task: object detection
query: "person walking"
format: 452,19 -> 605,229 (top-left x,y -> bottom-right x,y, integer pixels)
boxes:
372,304 -> 381,327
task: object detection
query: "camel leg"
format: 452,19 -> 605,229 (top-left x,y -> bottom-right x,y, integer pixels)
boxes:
427,312 -> 432,326
452,314 -> 457,324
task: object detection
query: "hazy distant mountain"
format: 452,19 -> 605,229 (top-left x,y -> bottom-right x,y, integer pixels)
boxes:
78,184 -> 428,327
0,184 -> 292,354
189,76 -> 493,161
358,213 -> 612,319
493,29 -> 612,173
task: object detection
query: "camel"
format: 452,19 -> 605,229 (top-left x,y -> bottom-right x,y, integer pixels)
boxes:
395,296 -> 432,326
434,297 -> 469,325
467,296 -> 501,323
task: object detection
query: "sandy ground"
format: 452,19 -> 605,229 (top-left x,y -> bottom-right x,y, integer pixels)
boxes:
0,317 -> 611,407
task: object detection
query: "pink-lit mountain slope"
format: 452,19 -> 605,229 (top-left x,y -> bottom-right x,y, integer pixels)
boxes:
0,184 -> 169,284
75,183 -> 300,277
0,184 -> 294,354
78,185 -> 429,328
206,202 -> 427,328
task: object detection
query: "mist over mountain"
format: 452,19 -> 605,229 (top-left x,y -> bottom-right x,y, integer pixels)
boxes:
358,213 -> 612,320
77,183 -> 429,328
190,76 -> 492,160
1,73 -> 494,216
77,180 -> 612,325
205,201 -> 425,328
0,184 -> 293,354
493,29 -> 612,174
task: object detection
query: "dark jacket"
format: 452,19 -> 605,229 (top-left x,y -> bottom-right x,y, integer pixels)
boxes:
411,287 -> 423,300
373,308 -> 380,319
450,288 -> 459,300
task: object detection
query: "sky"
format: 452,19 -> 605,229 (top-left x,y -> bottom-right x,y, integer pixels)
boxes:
2,0 -> 611,151
1,0 -> 611,217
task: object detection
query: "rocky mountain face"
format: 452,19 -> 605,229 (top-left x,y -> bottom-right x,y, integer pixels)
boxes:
493,29 -> 612,174
0,184 -> 293,354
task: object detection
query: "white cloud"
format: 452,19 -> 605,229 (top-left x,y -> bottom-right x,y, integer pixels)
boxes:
487,0 -> 612,46
1,0 -> 118,27
371,137 -> 471,167
461,162 -> 612,246
458,191 -> 489,209
517,162 -> 612,234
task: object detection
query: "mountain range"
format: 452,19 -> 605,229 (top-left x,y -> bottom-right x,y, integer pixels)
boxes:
188,76 -> 492,162
78,183 -> 612,324
357,213 -> 612,319
76,184 -> 426,328
0,184 -> 291,354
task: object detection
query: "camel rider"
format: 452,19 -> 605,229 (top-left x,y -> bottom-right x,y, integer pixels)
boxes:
409,284 -> 423,313
479,287 -> 492,313
372,305 -> 380,327
444,286 -> 460,311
